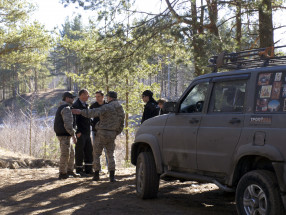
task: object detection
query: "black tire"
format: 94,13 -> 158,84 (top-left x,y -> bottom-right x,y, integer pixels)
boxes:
236,170 -> 285,215
136,151 -> 160,199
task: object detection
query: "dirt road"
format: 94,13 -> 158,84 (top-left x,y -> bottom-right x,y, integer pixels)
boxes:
0,167 -> 237,215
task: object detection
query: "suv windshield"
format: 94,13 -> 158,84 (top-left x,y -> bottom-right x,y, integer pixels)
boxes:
180,82 -> 209,113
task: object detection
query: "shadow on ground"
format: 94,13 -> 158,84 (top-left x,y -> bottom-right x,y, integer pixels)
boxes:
0,169 -> 236,215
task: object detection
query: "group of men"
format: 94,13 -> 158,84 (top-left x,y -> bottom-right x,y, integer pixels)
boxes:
54,89 -> 124,182
54,88 -> 166,182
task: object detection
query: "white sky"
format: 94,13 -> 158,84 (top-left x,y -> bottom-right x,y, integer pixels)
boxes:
30,0 -> 93,31
30,0 -> 165,31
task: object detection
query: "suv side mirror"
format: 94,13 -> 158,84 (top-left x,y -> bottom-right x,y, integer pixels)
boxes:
163,102 -> 177,113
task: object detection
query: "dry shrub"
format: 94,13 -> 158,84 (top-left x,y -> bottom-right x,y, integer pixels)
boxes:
0,113 -> 59,160
0,111 -> 135,168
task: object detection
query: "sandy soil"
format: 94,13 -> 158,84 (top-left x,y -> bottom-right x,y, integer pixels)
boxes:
0,167 -> 237,215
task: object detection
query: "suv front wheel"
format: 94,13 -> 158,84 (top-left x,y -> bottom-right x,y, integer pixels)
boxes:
236,170 -> 284,215
136,151 -> 159,199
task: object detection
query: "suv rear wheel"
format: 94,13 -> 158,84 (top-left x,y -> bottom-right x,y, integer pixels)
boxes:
136,151 -> 159,199
236,170 -> 284,215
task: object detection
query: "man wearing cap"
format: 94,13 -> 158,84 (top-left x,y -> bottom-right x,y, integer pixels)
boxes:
72,91 -> 125,182
54,92 -> 78,179
72,89 -> 93,176
141,90 -> 159,123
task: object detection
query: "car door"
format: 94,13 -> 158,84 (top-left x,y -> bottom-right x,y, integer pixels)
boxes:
196,74 -> 249,174
162,79 -> 210,172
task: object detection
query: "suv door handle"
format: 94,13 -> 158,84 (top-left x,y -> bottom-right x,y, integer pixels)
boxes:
229,118 -> 241,124
189,118 -> 199,124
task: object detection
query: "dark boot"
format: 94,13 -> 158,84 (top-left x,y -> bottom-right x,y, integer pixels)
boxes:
58,173 -> 68,180
76,167 -> 83,174
109,171 -> 116,182
85,165 -> 94,175
92,171 -> 100,181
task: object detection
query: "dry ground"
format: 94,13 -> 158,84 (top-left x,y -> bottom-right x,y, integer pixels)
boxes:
0,167 -> 237,215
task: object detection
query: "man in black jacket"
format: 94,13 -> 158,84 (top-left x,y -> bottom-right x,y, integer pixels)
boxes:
72,89 -> 93,176
54,92 -> 78,179
141,90 -> 159,124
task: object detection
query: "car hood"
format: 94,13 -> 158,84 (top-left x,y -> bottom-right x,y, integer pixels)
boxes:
135,114 -> 169,138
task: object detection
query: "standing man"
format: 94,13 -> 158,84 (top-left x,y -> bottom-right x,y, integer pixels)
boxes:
141,90 -> 158,123
54,92 -> 78,179
90,90 -> 108,168
72,91 -> 125,182
72,89 -> 93,176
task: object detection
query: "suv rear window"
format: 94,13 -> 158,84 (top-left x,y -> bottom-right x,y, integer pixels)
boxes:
256,72 -> 286,112
209,80 -> 247,113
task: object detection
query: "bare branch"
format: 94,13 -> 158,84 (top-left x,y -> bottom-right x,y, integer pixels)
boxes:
165,0 -> 192,25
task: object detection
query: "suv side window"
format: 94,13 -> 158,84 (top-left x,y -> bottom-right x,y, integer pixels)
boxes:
180,82 -> 209,113
209,80 -> 246,113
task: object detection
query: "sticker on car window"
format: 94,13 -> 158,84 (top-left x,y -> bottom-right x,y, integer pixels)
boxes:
256,72 -> 286,113
258,73 -> 272,85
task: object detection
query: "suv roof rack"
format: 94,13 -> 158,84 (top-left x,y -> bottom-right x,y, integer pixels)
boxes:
209,45 -> 286,73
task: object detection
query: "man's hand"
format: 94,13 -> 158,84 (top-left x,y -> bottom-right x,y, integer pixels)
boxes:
72,109 -> 81,115
72,135 -> 77,144
76,133 -> 82,138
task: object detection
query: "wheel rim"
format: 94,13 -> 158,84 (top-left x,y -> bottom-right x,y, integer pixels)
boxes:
137,161 -> 144,193
243,184 -> 267,215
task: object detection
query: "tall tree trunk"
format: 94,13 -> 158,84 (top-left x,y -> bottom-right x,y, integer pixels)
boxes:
34,69 -> 38,92
29,77 -> 32,93
2,72 -> 5,100
235,0 -> 242,49
160,61 -> 164,97
12,66 -> 18,98
74,65 -> 79,92
66,57 -> 71,91
167,59 -> 170,98
191,0 -> 205,76
41,74 -> 45,90
259,0 -> 273,48
125,78 -> 129,161
175,65 -> 178,97
23,77 -> 26,93
206,0 -> 219,36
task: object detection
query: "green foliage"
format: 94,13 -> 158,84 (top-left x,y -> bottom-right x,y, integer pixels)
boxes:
0,0 -> 54,101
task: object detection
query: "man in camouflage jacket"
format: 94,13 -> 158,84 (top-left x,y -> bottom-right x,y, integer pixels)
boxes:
72,91 -> 124,182
54,92 -> 78,179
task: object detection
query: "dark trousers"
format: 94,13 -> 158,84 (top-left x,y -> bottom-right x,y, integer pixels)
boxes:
75,133 -> 93,174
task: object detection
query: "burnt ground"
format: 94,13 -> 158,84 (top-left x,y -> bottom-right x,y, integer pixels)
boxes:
0,167 -> 237,215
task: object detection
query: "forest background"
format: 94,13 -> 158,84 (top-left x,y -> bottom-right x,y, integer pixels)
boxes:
0,0 -> 285,165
